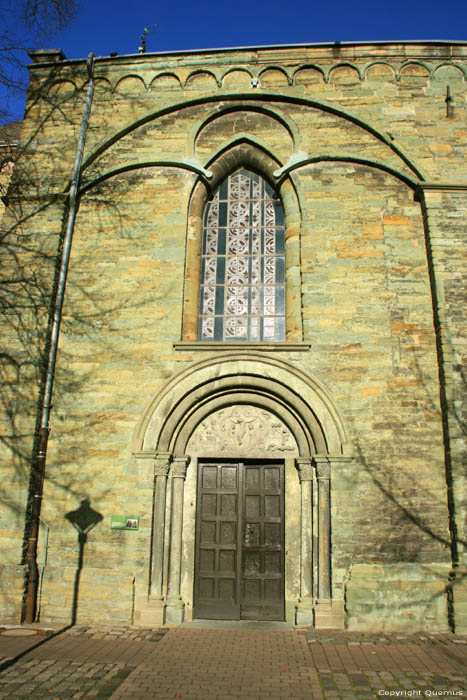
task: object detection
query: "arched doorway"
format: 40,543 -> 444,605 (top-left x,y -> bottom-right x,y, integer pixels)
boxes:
132,353 -> 352,627
189,405 -> 294,621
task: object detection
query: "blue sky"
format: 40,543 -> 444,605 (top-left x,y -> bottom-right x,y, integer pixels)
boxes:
55,0 -> 466,59
5,0 -> 467,120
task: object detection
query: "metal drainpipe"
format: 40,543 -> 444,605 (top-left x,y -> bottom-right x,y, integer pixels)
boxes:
36,517 -> 50,623
23,53 -> 95,624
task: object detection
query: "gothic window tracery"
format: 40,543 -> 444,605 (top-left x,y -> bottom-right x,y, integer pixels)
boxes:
199,169 -> 286,341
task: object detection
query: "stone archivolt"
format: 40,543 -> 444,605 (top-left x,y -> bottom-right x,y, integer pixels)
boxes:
187,405 -> 297,456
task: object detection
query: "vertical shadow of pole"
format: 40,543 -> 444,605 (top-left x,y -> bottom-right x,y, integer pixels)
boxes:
65,499 -> 103,625
72,531 -> 87,626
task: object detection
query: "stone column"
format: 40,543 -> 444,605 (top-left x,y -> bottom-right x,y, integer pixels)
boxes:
416,186 -> 467,633
165,456 -> 190,623
314,456 -> 331,600
181,182 -> 206,340
295,457 -> 314,625
417,185 -> 467,571
150,453 -> 172,599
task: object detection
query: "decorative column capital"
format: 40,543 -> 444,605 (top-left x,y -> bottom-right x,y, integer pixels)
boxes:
313,455 -> 331,480
154,453 -> 172,478
132,450 -> 156,460
171,456 -> 190,479
296,457 -> 313,482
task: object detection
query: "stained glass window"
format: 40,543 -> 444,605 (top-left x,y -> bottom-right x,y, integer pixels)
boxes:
199,169 -> 286,342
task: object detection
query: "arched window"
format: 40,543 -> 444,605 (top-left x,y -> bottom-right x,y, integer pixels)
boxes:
199,169 -> 285,342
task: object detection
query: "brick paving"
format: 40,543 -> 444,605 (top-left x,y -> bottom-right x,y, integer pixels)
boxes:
0,624 -> 465,699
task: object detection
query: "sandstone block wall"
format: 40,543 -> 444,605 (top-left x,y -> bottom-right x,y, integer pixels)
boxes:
1,42 -> 465,630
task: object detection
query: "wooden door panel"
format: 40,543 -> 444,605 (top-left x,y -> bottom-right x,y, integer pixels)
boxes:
240,463 -> 284,621
194,463 -> 240,619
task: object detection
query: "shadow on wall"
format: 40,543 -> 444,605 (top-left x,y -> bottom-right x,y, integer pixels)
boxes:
65,499 -> 103,625
0,82 -> 154,621
342,346 -> 466,631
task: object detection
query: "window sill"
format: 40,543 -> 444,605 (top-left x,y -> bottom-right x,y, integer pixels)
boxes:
173,341 -> 311,352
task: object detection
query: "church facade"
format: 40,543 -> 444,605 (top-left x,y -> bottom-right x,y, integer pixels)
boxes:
1,41 -> 466,631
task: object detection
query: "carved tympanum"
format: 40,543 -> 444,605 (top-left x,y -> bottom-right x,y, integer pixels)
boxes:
187,405 -> 297,456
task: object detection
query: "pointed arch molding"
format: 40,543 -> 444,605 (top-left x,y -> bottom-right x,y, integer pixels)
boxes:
133,353 -> 352,459
182,142 -> 303,342
78,94 -> 424,195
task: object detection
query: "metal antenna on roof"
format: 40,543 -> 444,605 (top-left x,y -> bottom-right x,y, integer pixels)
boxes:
138,27 -> 148,53
138,25 -> 156,53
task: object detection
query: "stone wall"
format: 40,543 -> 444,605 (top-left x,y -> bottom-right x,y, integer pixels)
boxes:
0,42 -> 465,630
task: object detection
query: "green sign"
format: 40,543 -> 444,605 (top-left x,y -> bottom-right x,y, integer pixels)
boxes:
110,515 -> 139,531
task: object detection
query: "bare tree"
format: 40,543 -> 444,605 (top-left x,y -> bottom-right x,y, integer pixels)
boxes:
0,0 -> 78,481
0,0 -> 77,123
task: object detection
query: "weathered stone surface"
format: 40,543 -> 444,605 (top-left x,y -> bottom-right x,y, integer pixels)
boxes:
345,563 -> 451,632
0,42 -> 465,630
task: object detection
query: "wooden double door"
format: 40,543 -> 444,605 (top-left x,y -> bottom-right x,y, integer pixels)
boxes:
194,461 -> 285,621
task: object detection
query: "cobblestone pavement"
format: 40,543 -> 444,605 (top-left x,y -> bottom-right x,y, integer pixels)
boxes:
0,624 -> 465,699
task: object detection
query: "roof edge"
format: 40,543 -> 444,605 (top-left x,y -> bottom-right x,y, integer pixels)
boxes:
27,39 -> 467,68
